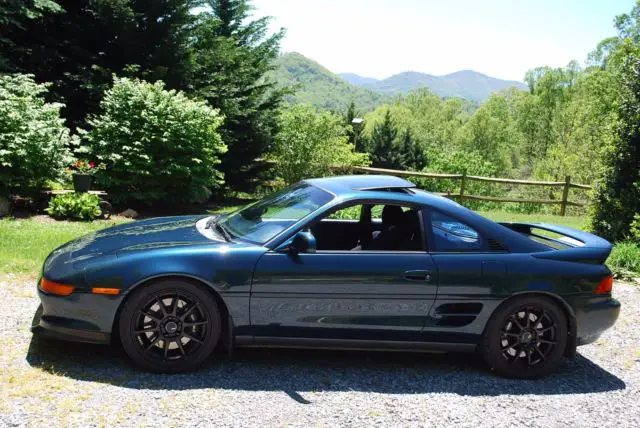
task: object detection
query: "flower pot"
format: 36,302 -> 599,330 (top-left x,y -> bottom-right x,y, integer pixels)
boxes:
72,173 -> 92,193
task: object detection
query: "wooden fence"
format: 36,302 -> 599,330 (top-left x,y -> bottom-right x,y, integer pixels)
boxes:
339,166 -> 592,216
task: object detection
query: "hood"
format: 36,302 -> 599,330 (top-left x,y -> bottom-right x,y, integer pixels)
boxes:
45,215 -> 220,270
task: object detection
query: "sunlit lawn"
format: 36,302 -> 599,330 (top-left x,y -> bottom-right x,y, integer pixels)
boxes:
478,211 -> 588,231
0,217 -> 131,275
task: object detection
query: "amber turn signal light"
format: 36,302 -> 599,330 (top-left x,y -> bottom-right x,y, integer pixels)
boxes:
91,287 -> 121,295
595,275 -> 613,294
40,277 -> 75,296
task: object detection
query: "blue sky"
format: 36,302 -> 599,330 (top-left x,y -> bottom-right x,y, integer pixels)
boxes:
251,0 -> 635,81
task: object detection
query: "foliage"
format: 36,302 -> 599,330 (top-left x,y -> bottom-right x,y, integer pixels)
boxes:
367,109 -> 400,169
0,74 -> 72,194
84,77 -> 227,205
46,193 -> 102,220
272,104 -> 369,184
457,88 -> 525,174
2,0 -> 199,129
269,52 -> 389,112
607,242 -> 640,279
365,108 -> 427,171
590,7 -> 640,242
417,150 -> 500,210
631,214 -> 640,242
189,0 -> 285,193
0,0 -> 62,70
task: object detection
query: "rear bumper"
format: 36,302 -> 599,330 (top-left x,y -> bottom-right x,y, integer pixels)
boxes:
575,297 -> 620,346
31,287 -> 121,345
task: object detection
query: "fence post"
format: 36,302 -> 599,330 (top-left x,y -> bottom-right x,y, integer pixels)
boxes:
560,175 -> 571,216
459,169 -> 467,202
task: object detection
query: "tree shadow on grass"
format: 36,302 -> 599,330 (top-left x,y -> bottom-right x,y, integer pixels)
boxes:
25,334 -> 626,398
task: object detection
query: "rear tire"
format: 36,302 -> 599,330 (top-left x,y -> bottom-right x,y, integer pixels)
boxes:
119,279 -> 221,373
481,295 -> 567,379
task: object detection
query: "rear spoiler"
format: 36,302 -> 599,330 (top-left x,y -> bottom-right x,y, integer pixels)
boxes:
499,222 -> 613,264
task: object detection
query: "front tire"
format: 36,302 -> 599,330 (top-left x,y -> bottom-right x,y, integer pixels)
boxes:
118,279 -> 221,373
481,295 -> 568,379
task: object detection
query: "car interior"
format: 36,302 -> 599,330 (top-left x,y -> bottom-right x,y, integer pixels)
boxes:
310,204 -> 424,251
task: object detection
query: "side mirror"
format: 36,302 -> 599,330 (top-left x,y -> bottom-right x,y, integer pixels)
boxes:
289,231 -> 316,254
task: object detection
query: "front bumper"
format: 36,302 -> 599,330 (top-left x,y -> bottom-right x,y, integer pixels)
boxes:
575,297 -> 621,346
31,287 -> 123,345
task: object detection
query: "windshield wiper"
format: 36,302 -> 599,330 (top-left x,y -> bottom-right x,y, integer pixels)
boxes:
215,222 -> 233,242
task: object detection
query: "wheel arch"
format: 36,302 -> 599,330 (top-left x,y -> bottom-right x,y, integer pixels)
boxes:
485,291 -> 577,358
111,274 -> 235,352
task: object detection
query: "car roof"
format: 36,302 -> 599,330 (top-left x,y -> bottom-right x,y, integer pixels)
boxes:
304,175 -> 462,210
306,175 -> 416,192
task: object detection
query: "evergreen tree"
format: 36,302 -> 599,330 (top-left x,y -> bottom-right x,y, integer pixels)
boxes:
368,109 -> 405,169
399,127 -> 427,170
2,0 -> 197,129
188,0 -> 285,193
0,0 -> 62,70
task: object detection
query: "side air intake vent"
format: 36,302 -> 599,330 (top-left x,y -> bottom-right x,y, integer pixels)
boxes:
487,238 -> 507,251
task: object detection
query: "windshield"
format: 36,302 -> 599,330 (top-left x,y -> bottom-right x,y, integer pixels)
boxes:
218,183 -> 333,244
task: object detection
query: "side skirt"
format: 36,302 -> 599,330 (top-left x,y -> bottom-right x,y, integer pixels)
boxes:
235,336 -> 477,353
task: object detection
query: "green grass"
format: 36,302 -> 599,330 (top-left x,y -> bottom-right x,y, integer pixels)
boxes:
477,211 -> 588,231
606,241 -> 640,280
0,217 -> 130,275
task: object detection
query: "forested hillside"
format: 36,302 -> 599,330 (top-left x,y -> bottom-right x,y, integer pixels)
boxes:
270,52 -> 389,111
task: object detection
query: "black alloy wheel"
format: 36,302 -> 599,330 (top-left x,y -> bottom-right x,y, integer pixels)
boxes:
119,279 -> 221,373
499,306 -> 557,367
481,295 -> 568,378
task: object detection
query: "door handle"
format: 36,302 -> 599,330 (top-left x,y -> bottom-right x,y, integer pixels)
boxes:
404,270 -> 432,282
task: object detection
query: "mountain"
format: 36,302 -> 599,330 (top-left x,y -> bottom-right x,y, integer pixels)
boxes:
269,52 -> 529,111
361,70 -> 528,101
339,73 -> 379,86
269,53 -> 389,112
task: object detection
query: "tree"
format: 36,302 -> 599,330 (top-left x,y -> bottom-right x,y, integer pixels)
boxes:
0,0 -> 62,70
273,105 -> 369,184
3,0 -> 198,129
85,77 -> 227,205
590,42 -> 640,241
399,127 -> 427,171
0,74 -> 72,194
188,0 -> 285,193
367,109 -> 405,169
458,89 -> 525,175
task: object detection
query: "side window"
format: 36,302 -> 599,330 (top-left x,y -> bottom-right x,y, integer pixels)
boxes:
429,211 -> 482,252
313,203 -> 424,251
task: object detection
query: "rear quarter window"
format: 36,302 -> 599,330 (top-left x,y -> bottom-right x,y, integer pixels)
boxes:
429,211 -> 483,252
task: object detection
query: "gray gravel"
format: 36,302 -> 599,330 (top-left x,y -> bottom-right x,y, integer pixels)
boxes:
1,274 -> 639,427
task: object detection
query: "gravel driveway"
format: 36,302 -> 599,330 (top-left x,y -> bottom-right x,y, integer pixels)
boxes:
1,274 -> 638,427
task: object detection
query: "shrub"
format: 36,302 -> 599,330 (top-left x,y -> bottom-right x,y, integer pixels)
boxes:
607,242 -> 640,280
84,77 -> 227,205
273,104 -> 369,185
46,193 -> 102,221
0,74 -> 72,194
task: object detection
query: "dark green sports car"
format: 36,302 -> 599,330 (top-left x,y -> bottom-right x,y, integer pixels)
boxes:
33,175 -> 620,378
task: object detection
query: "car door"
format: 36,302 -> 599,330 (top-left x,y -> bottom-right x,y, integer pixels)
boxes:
422,208 -> 510,343
249,203 -> 439,343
